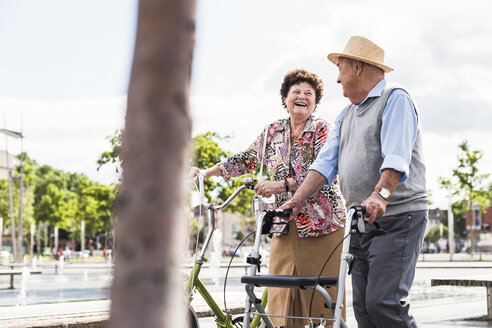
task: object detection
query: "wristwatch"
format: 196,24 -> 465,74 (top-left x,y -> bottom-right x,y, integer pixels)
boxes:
377,187 -> 391,201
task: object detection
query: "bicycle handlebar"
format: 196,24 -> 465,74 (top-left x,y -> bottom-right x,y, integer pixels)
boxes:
192,173 -> 257,263
194,173 -> 256,211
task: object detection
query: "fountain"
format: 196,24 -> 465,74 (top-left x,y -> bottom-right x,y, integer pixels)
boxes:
210,228 -> 223,286
16,266 -> 30,306
105,251 -> 112,281
31,256 -> 38,270
57,255 -> 66,281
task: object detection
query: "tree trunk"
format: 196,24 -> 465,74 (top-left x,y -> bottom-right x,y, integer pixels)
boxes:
109,0 -> 196,327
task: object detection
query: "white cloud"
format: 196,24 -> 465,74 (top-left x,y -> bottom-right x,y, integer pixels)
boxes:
1,0 -> 490,206
191,0 -> 492,210
0,96 -> 126,185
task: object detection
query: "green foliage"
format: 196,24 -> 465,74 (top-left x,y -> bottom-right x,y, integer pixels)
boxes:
438,140 -> 491,237
234,230 -> 245,241
453,141 -> 490,208
191,132 -> 258,216
97,128 -> 123,173
0,179 -> 11,222
96,130 -> 259,215
0,152 -> 118,250
449,200 -> 468,238
426,225 -> 448,243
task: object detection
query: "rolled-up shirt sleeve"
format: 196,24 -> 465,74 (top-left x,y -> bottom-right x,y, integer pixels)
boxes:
380,89 -> 418,183
309,112 -> 342,186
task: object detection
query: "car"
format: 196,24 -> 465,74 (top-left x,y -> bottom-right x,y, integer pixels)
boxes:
41,247 -> 52,256
421,243 -> 437,254
223,247 -> 240,257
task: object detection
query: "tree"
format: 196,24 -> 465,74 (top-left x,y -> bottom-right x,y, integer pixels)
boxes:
109,0 -> 196,327
74,183 -> 116,247
191,132 -> 257,215
99,130 -> 260,217
439,140 -> 490,254
425,225 -> 448,244
33,165 -> 70,227
0,153 -> 37,258
97,128 -> 123,175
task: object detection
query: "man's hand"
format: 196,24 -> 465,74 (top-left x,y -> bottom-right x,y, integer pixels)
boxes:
278,170 -> 328,220
362,168 -> 403,224
254,181 -> 282,198
361,192 -> 387,224
278,196 -> 303,218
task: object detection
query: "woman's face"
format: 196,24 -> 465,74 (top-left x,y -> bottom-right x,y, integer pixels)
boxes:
284,81 -> 316,121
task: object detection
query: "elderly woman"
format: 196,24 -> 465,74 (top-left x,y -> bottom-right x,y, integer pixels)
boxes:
191,69 -> 346,327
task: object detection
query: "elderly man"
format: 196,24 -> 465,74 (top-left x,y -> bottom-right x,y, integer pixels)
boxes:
281,36 -> 428,327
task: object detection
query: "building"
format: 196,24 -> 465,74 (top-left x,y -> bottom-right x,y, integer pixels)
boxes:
427,208 -> 445,232
0,150 -> 19,180
466,206 -> 492,250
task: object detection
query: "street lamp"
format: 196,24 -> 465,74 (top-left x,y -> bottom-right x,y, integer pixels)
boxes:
0,127 -> 23,262
470,201 -> 481,256
445,188 -> 455,261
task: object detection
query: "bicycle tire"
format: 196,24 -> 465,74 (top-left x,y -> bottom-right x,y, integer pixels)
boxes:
229,316 -> 243,328
225,316 -> 266,328
187,305 -> 200,328
226,315 -> 266,328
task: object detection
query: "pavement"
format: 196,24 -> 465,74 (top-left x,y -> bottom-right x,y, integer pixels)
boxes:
0,256 -> 491,327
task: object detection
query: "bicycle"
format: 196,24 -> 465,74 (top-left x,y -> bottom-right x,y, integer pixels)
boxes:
185,173 -> 263,328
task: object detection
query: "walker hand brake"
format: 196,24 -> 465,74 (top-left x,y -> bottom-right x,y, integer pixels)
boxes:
260,209 -> 292,235
350,205 -> 386,236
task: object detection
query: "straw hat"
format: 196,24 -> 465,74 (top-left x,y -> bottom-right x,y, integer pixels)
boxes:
327,36 -> 393,73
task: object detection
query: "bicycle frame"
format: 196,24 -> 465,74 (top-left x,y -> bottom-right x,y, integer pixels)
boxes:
185,174 -> 265,328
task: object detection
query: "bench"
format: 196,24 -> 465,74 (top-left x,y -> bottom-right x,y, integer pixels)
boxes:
0,270 -> 42,289
431,278 -> 492,319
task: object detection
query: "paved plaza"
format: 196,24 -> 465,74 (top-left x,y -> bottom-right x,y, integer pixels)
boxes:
0,255 -> 491,327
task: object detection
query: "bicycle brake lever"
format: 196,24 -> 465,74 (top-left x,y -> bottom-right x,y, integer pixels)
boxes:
242,177 -> 257,189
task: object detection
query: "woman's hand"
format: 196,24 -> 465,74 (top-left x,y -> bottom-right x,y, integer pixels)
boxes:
188,167 -> 202,180
254,181 -> 283,198
188,165 -> 222,181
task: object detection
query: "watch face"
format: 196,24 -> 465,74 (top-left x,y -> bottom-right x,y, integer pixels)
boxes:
379,187 -> 391,200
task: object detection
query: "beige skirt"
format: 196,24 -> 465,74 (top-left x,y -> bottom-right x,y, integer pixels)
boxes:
267,220 -> 346,327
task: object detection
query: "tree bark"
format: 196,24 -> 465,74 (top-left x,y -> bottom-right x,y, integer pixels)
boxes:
109,0 -> 196,327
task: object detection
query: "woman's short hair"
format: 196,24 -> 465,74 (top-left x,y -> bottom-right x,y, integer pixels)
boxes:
280,69 -> 324,110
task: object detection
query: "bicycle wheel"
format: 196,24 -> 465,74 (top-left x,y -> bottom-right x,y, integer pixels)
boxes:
187,305 -> 199,328
232,315 -> 269,328
229,316 -> 244,327
227,315 -> 266,328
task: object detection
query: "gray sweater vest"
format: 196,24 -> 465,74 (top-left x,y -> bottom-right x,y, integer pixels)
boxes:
338,83 -> 428,216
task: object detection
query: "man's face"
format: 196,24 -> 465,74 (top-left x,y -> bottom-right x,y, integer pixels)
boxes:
336,58 -> 358,100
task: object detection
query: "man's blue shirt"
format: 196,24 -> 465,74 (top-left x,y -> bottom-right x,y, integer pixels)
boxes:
310,79 -> 418,185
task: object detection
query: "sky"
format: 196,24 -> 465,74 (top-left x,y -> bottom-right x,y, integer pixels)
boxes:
0,0 -> 491,209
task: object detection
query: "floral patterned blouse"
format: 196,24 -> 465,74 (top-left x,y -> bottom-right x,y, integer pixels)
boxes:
219,116 -> 346,238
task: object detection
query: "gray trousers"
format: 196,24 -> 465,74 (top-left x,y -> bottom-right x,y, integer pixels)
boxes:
349,210 -> 428,328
